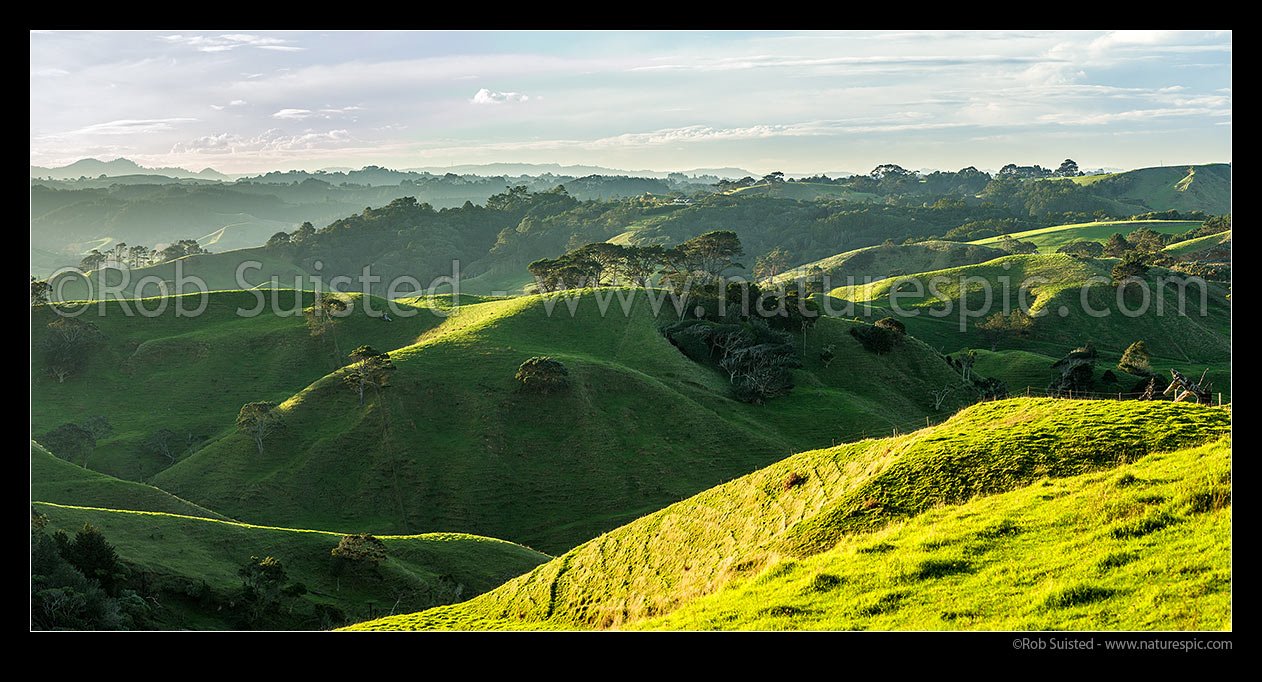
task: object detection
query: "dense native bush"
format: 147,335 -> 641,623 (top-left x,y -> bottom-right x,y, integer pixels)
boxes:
662,319 -> 801,404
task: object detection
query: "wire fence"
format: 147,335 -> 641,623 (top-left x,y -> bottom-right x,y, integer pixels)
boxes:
1012,385 -> 1228,405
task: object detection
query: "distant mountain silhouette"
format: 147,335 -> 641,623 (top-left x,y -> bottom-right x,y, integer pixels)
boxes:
30,158 -> 234,181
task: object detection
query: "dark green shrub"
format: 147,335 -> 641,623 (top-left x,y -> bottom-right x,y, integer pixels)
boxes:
851,324 -> 896,354
515,356 -> 570,395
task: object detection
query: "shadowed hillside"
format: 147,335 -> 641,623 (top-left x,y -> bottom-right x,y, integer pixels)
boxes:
33,501 -> 549,630
145,288 -> 981,554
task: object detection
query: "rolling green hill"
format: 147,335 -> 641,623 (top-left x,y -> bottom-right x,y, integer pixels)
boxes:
32,441 -> 228,520
341,398 -> 1230,630
32,501 -> 549,630
771,241 -> 1007,285
631,435 -> 1230,630
144,288 -> 980,554
31,290 -> 453,480
969,220 -> 1200,253
1059,164 -> 1232,216
824,254 -> 1231,368
1164,230 -> 1231,258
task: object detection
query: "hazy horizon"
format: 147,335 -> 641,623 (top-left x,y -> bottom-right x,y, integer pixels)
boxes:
31,30 -> 1231,177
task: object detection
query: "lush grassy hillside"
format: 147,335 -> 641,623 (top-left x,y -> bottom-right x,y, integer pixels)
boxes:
33,501 -> 549,630
1164,230 -> 1231,258
32,441 -> 228,520
341,399 -> 1229,630
631,436 -> 1230,630
149,288 -> 979,554
824,254 -> 1231,367
1059,164 -> 1231,216
969,220 -> 1200,253
31,290 -> 452,480
771,241 -> 1007,285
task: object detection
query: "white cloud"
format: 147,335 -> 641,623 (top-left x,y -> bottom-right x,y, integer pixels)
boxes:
272,106 -> 362,120
273,108 -> 314,119
1036,107 -> 1231,126
61,118 -> 199,136
171,128 -> 353,154
160,33 -> 302,53
471,88 -> 530,104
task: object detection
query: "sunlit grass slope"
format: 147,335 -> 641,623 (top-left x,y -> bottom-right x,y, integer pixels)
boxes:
1164,230 -> 1231,257
968,220 -> 1200,253
32,501 -> 549,630
31,290 -> 452,480
1059,164 -> 1232,216
824,254 -> 1231,366
32,441 -> 227,520
633,436 -> 1230,630
342,398 -> 1229,630
770,241 -> 1006,285
151,288 -> 977,554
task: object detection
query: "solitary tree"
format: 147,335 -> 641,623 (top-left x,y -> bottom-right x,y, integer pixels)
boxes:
305,293 -> 349,362
753,246 -> 792,283
41,318 -> 105,383
957,349 -> 978,384
330,534 -> 388,579
144,428 -> 180,465
343,346 -> 395,406
1118,340 -> 1152,376
236,402 -> 284,455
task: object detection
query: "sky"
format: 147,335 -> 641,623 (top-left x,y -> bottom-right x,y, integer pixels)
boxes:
30,30 -> 1232,176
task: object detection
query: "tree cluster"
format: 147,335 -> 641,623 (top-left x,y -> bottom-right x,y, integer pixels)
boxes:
976,310 -> 1034,351
31,516 -> 145,630
1048,341 -> 1098,395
